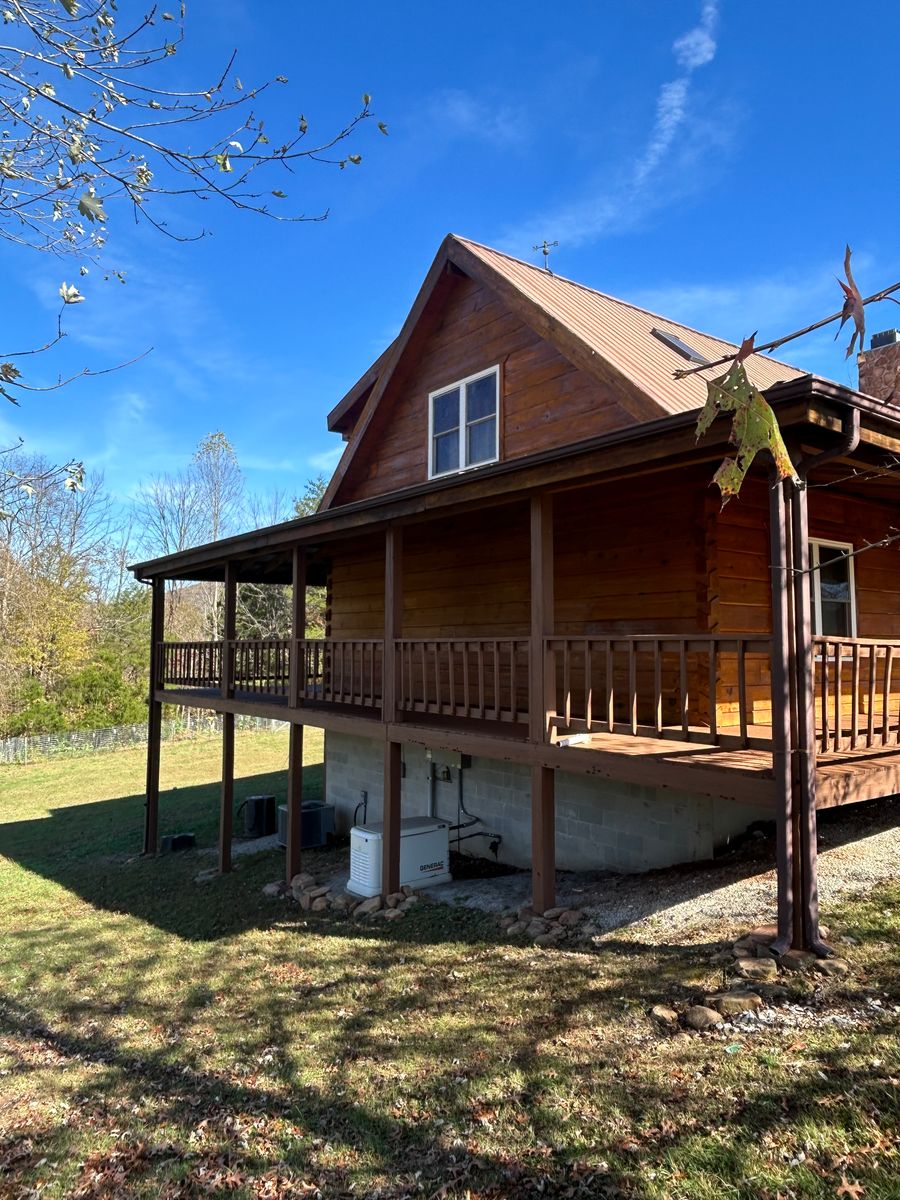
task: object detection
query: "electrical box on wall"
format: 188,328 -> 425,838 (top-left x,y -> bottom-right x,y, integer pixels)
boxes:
425,748 -> 472,770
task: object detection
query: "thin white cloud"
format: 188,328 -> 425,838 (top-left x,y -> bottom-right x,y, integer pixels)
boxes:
308,444 -> 343,473
433,88 -> 527,148
673,1 -> 719,69
499,1 -> 724,252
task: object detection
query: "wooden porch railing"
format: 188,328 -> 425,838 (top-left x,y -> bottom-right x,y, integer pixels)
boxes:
396,638 -> 530,723
300,639 -> 383,707
544,635 -> 775,750
159,639 -> 383,709
159,641 -> 222,689
158,632 -> 900,757
814,635 -> 900,752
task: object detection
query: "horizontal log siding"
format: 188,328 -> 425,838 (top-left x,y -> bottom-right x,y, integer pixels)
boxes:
553,471 -> 710,728
711,474 -> 900,733
328,538 -> 385,640
401,506 -> 530,638
336,274 -> 638,505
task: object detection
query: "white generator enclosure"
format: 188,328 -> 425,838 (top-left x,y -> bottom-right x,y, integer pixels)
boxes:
347,816 -> 452,898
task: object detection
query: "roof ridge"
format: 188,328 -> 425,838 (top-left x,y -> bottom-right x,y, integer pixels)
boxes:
450,234 -> 801,374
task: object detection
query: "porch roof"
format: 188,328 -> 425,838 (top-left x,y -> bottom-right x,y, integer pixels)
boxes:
129,376 -> 900,585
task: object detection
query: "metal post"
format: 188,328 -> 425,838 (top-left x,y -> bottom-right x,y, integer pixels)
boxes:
768,475 -> 795,954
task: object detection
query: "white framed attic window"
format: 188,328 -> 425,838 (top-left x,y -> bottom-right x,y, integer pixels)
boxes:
428,365 -> 499,479
810,538 -> 857,638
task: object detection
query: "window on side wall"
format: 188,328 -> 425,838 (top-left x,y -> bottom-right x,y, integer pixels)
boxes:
810,538 -> 856,637
428,365 -> 499,479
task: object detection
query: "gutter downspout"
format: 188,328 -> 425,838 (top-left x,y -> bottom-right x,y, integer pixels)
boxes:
790,409 -> 861,954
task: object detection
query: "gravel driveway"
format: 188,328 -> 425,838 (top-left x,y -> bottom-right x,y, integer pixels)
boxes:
427,795 -> 899,942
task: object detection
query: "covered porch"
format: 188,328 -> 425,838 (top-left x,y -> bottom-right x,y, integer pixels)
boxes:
132,378 -> 900,951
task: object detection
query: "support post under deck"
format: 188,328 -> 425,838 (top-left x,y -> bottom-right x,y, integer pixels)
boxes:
768,475 -> 795,954
529,494 -> 556,911
219,562 -> 237,874
381,525 -> 403,898
286,724 -> 304,884
143,577 -> 164,855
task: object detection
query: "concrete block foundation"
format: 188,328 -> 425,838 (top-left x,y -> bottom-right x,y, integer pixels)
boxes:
324,731 -> 773,873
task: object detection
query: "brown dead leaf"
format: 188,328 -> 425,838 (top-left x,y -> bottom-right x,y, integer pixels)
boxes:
837,1176 -> 865,1200
835,245 -> 865,360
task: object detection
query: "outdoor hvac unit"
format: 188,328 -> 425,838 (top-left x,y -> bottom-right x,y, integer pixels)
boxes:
347,816 -> 451,898
276,802 -> 335,850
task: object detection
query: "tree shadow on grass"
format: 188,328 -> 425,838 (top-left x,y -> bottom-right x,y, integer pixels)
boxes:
1,901 -> 898,1199
0,766 -> 322,941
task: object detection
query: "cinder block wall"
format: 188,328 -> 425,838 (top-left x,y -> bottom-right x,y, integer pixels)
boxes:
324,731 -> 772,872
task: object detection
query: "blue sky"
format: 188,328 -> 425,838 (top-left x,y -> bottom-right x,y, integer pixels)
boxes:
4,0 -> 900,517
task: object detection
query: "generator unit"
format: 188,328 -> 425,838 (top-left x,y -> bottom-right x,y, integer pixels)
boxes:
276,802 -> 335,850
347,816 -> 451,897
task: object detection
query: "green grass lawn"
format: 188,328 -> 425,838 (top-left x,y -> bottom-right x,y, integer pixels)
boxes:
1,730 -> 898,1198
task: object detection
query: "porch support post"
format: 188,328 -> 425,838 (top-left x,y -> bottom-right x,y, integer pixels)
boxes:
222,561 -> 236,700
382,525 -> 403,897
768,475 -> 795,954
286,723 -> 304,884
529,493 -> 555,912
143,577 -> 165,855
290,546 -> 307,709
383,740 -> 402,896
531,765 -> 556,914
789,478 -> 828,954
529,493 -> 555,744
219,562 -> 237,874
220,714 -> 234,874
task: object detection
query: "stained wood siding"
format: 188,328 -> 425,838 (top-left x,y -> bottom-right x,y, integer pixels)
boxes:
710,474 -> 900,730
334,274 -> 639,506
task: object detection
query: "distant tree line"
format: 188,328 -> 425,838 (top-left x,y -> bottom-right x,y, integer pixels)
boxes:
0,435 -> 326,737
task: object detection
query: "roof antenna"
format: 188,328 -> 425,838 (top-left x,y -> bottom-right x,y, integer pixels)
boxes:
532,239 -> 558,274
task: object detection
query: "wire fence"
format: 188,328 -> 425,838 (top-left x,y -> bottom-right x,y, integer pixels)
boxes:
0,713 -> 289,765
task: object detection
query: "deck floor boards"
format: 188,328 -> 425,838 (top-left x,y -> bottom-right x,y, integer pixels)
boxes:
159,686 -> 900,809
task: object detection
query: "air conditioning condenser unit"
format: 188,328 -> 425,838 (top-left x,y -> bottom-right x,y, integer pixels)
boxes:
347,816 -> 451,898
277,802 -> 335,850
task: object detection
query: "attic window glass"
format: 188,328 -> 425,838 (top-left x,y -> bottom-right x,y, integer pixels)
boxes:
429,366 -> 499,478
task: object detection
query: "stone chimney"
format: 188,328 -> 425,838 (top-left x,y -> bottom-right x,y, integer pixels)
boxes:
858,330 -> 900,403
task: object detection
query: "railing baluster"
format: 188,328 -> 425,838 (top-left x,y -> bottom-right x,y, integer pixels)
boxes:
832,641 -> 842,753
493,639 -> 500,720
884,644 -> 894,746
680,640 -> 689,738
477,642 -> 485,718
708,640 -> 718,741
629,640 -> 637,736
449,641 -> 457,716
563,642 -> 571,729
653,639 -> 662,737
606,640 -> 614,733
867,644 -> 877,748
737,639 -> 748,747
585,639 -> 593,734
820,641 -> 830,753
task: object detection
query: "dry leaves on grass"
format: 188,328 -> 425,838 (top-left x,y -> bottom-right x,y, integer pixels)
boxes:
837,1176 -> 865,1200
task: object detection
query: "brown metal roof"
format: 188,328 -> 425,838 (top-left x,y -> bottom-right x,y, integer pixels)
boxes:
454,236 -> 805,414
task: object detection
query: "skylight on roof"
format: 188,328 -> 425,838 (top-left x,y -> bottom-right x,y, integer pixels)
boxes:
651,327 -> 710,365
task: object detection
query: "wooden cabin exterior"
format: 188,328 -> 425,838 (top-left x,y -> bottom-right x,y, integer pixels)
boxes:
131,235 -> 900,952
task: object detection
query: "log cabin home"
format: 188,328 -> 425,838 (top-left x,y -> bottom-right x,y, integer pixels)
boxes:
131,235 -> 900,953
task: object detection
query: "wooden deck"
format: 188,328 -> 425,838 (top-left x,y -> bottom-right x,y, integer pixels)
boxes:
158,681 -> 900,811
